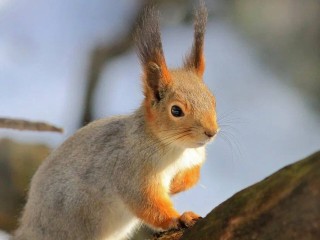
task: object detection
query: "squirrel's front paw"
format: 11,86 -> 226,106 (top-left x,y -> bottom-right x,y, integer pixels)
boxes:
178,211 -> 202,228
157,212 -> 201,231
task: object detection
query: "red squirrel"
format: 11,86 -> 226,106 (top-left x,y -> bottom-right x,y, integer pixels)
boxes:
13,2 -> 219,240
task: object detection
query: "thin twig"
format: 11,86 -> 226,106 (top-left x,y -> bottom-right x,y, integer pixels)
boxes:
0,118 -> 63,133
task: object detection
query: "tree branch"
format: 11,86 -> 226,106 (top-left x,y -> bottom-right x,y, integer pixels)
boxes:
0,118 -> 63,133
152,151 -> 320,239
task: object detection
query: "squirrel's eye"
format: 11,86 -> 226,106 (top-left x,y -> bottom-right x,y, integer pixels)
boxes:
171,105 -> 184,117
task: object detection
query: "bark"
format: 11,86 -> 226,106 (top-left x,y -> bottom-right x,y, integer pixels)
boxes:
153,151 -> 320,240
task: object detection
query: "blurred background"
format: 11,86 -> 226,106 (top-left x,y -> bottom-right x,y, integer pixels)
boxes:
0,0 -> 319,239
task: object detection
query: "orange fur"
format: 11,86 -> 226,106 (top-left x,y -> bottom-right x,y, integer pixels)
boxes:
153,51 -> 172,84
132,183 -> 179,229
196,52 -> 205,77
202,112 -> 218,133
158,60 -> 171,84
170,165 -> 201,195
142,54 -> 172,123
143,90 -> 155,122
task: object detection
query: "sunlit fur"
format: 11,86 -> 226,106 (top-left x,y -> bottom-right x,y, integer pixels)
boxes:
144,69 -> 218,149
136,3 -> 218,149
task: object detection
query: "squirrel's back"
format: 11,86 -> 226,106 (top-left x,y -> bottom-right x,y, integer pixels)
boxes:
14,113 -> 142,240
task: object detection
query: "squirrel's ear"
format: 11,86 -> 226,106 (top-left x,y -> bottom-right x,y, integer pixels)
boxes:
135,5 -> 171,101
184,1 -> 208,77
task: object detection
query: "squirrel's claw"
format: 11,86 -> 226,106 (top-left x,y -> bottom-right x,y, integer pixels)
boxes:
166,211 -> 202,230
179,211 -> 202,228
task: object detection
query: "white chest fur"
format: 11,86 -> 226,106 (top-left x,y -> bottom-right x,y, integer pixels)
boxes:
160,147 -> 206,192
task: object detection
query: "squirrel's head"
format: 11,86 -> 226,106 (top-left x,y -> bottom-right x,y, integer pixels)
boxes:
135,2 -> 218,148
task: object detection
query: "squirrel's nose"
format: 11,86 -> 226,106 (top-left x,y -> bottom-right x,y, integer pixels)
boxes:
204,129 -> 218,138
204,130 -> 217,138
202,114 -> 219,138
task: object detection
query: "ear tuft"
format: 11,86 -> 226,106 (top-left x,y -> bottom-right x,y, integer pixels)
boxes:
184,1 -> 208,77
134,5 -> 171,101
145,62 -> 161,95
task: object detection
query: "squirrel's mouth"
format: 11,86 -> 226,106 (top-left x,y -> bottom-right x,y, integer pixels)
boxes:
193,139 -> 210,147
196,134 -> 218,147
195,142 -> 206,147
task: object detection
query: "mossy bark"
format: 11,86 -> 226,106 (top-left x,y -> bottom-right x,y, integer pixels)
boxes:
153,151 -> 320,240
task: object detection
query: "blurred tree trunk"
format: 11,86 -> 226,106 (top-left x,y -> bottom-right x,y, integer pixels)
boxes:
81,0 -> 149,126
0,139 -> 51,232
153,151 -> 320,240
227,0 -> 320,112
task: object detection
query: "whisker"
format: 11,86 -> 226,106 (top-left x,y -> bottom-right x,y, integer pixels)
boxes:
139,129 -> 193,154
217,108 -> 248,128
161,131 -> 193,146
218,124 -> 242,136
219,130 -> 244,163
218,132 -> 237,165
217,109 -> 240,122
218,118 -> 246,125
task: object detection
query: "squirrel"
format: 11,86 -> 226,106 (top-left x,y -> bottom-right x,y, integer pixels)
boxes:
12,2 -> 219,240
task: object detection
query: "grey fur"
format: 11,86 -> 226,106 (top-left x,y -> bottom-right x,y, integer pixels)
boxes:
12,107 -> 210,239
184,0 -> 208,71
13,111 -> 151,240
12,3 -> 216,240
134,5 -> 164,67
